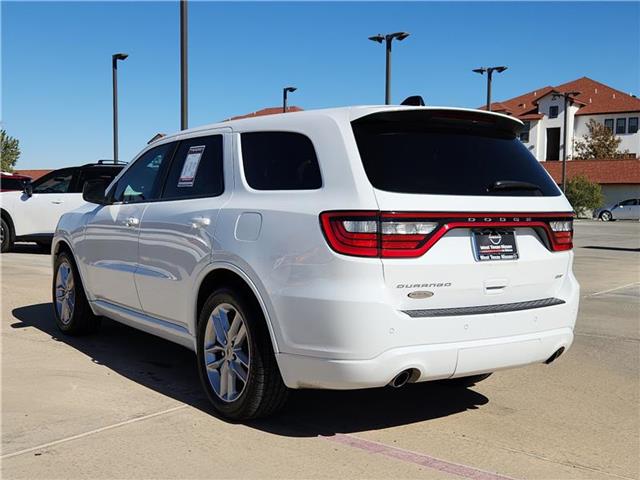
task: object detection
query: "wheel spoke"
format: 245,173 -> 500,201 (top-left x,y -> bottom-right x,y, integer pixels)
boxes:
233,324 -> 247,347
219,362 -> 229,398
234,350 -> 249,369
206,357 -> 224,370
227,313 -> 242,343
211,309 -> 230,345
226,364 -> 236,399
230,360 -> 248,383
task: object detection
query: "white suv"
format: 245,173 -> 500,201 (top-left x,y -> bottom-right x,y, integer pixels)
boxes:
52,106 -> 579,420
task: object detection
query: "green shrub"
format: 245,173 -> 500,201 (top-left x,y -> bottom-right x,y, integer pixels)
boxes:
565,175 -> 604,217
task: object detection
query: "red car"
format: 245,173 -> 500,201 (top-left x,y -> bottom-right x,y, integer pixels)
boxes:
1,172 -> 32,192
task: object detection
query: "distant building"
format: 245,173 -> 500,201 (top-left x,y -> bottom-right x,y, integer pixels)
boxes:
482,77 -> 640,162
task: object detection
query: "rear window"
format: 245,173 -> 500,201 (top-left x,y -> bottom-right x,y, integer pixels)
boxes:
241,132 -> 322,190
352,110 -> 561,197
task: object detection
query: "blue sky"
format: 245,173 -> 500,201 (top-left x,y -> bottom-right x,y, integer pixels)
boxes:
3,1 -> 639,169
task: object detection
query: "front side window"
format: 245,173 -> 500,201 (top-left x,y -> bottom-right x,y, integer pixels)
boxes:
241,132 -> 322,190
604,119 -> 614,132
549,106 -> 559,118
616,118 -> 627,134
620,199 -> 638,206
113,143 -> 175,203
162,135 -> 224,200
629,117 -> 639,134
32,168 -> 76,194
519,121 -> 531,143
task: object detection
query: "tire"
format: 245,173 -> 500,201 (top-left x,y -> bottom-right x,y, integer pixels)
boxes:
599,210 -> 613,222
441,373 -> 492,388
52,251 -> 101,335
1,217 -> 13,253
196,288 -> 288,420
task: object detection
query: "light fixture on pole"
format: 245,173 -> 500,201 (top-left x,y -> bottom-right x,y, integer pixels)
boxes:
112,53 -> 128,165
283,86 -> 297,113
368,32 -> 410,105
472,65 -> 508,111
552,90 -> 581,192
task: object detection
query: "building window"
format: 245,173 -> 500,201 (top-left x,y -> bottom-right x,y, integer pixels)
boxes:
519,121 -> 531,143
616,118 -> 626,134
549,106 -> 559,118
604,119 -> 614,132
629,117 -> 639,134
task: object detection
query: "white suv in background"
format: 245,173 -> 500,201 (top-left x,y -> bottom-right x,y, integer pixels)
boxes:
52,106 -> 579,420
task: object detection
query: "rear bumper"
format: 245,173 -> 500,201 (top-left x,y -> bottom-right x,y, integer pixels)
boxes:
277,327 -> 574,389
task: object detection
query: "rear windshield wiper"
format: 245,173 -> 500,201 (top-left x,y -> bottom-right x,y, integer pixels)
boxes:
488,180 -> 542,192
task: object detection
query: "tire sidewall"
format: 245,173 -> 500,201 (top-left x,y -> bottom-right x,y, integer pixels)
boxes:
52,252 -> 83,332
600,211 -> 612,221
1,218 -> 11,253
196,288 -> 265,420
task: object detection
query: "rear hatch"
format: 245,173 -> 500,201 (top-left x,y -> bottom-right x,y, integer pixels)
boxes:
348,108 -> 574,312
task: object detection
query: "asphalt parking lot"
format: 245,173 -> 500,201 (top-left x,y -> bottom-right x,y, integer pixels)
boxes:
1,220 -> 638,480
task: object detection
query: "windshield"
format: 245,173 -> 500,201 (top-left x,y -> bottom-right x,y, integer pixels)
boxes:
352,110 -> 561,197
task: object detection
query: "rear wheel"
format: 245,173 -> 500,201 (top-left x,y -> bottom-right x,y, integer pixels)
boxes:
196,288 -> 288,420
1,217 -> 13,253
52,251 -> 101,334
599,210 -> 613,221
441,373 -> 492,388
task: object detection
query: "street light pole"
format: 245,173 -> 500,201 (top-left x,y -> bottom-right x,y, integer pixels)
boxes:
472,65 -> 508,111
552,90 -> 580,192
180,0 -> 188,130
112,53 -> 128,165
283,86 -> 297,113
368,32 -> 410,105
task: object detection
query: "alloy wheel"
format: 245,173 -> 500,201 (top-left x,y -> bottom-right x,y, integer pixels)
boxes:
55,261 -> 76,325
203,303 -> 250,402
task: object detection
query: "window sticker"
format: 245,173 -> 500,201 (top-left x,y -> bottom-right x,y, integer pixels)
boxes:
178,146 -> 205,187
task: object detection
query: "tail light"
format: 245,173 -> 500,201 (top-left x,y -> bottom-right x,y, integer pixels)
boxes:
320,211 -> 573,258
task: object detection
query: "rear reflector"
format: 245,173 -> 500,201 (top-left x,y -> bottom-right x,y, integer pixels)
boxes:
320,211 -> 574,258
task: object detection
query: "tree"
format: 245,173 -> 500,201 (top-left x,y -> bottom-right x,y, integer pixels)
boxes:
565,175 -> 604,217
1,130 -> 21,172
573,119 -> 625,159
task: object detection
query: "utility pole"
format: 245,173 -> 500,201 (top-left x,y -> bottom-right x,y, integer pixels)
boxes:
180,0 -> 188,130
368,32 -> 410,105
112,53 -> 128,164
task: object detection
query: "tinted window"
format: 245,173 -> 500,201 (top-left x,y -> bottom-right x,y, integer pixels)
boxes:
620,199 -> 638,206
113,143 -> 175,203
549,106 -> 559,118
32,168 -> 76,194
241,132 -> 321,190
616,118 -> 626,134
352,111 -> 561,197
162,135 -> 224,199
519,121 -> 530,143
72,166 -> 124,193
629,117 -> 639,134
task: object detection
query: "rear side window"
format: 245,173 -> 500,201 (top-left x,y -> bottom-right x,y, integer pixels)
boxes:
162,135 -> 224,200
73,166 -> 123,193
241,132 -> 321,190
352,111 -> 561,197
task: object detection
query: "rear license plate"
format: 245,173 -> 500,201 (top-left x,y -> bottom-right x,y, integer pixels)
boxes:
472,229 -> 519,261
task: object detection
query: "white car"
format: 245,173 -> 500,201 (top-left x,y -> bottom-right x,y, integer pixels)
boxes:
52,106 -> 579,420
1,162 -> 123,252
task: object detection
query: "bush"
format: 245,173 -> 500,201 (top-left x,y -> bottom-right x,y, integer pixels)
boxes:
564,175 -> 604,217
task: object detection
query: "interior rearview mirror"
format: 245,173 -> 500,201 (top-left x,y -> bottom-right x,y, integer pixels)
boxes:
82,179 -> 111,205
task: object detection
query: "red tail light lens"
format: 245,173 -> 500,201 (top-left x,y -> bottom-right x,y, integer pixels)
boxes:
320,211 -> 573,258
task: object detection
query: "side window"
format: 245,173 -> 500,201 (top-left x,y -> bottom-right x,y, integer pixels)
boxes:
241,132 -> 322,190
162,135 -> 224,200
32,168 -> 76,194
72,166 -> 124,193
616,118 -> 626,135
549,106 -> 559,119
620,199 -> 638,206
519,121 -> 530,143
629,117 -> 639,134
113,143 -> 175,203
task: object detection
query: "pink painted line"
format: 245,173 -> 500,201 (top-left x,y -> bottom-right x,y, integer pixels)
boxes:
324,433 -> 518,480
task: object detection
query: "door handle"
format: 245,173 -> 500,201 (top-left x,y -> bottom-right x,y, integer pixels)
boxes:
124,217 -> 140,227
51,200 -> 64,204
190,216 -> 211,228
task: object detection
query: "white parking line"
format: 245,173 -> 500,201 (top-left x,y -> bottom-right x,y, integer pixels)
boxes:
587,282 -> 640,297
1,404 -> 188,460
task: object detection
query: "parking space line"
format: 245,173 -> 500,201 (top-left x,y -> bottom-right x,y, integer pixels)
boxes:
587,281 -> 640,297
1,404 -> 188,460
323,433 -> 517,480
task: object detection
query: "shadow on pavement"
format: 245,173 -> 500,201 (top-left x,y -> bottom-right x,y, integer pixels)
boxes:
11,302 -> 489,437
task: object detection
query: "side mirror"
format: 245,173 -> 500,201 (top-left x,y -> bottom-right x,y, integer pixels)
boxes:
82,179 -> 111,205
23,183 -> 33,197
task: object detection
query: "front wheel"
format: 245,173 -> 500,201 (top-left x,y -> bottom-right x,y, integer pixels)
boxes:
599,211 -> 613,222
1,218 -> 13,253
196,288 -> 288,420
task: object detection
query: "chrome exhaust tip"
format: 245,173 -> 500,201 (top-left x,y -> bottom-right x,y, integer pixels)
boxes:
389,370 -> 412,388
